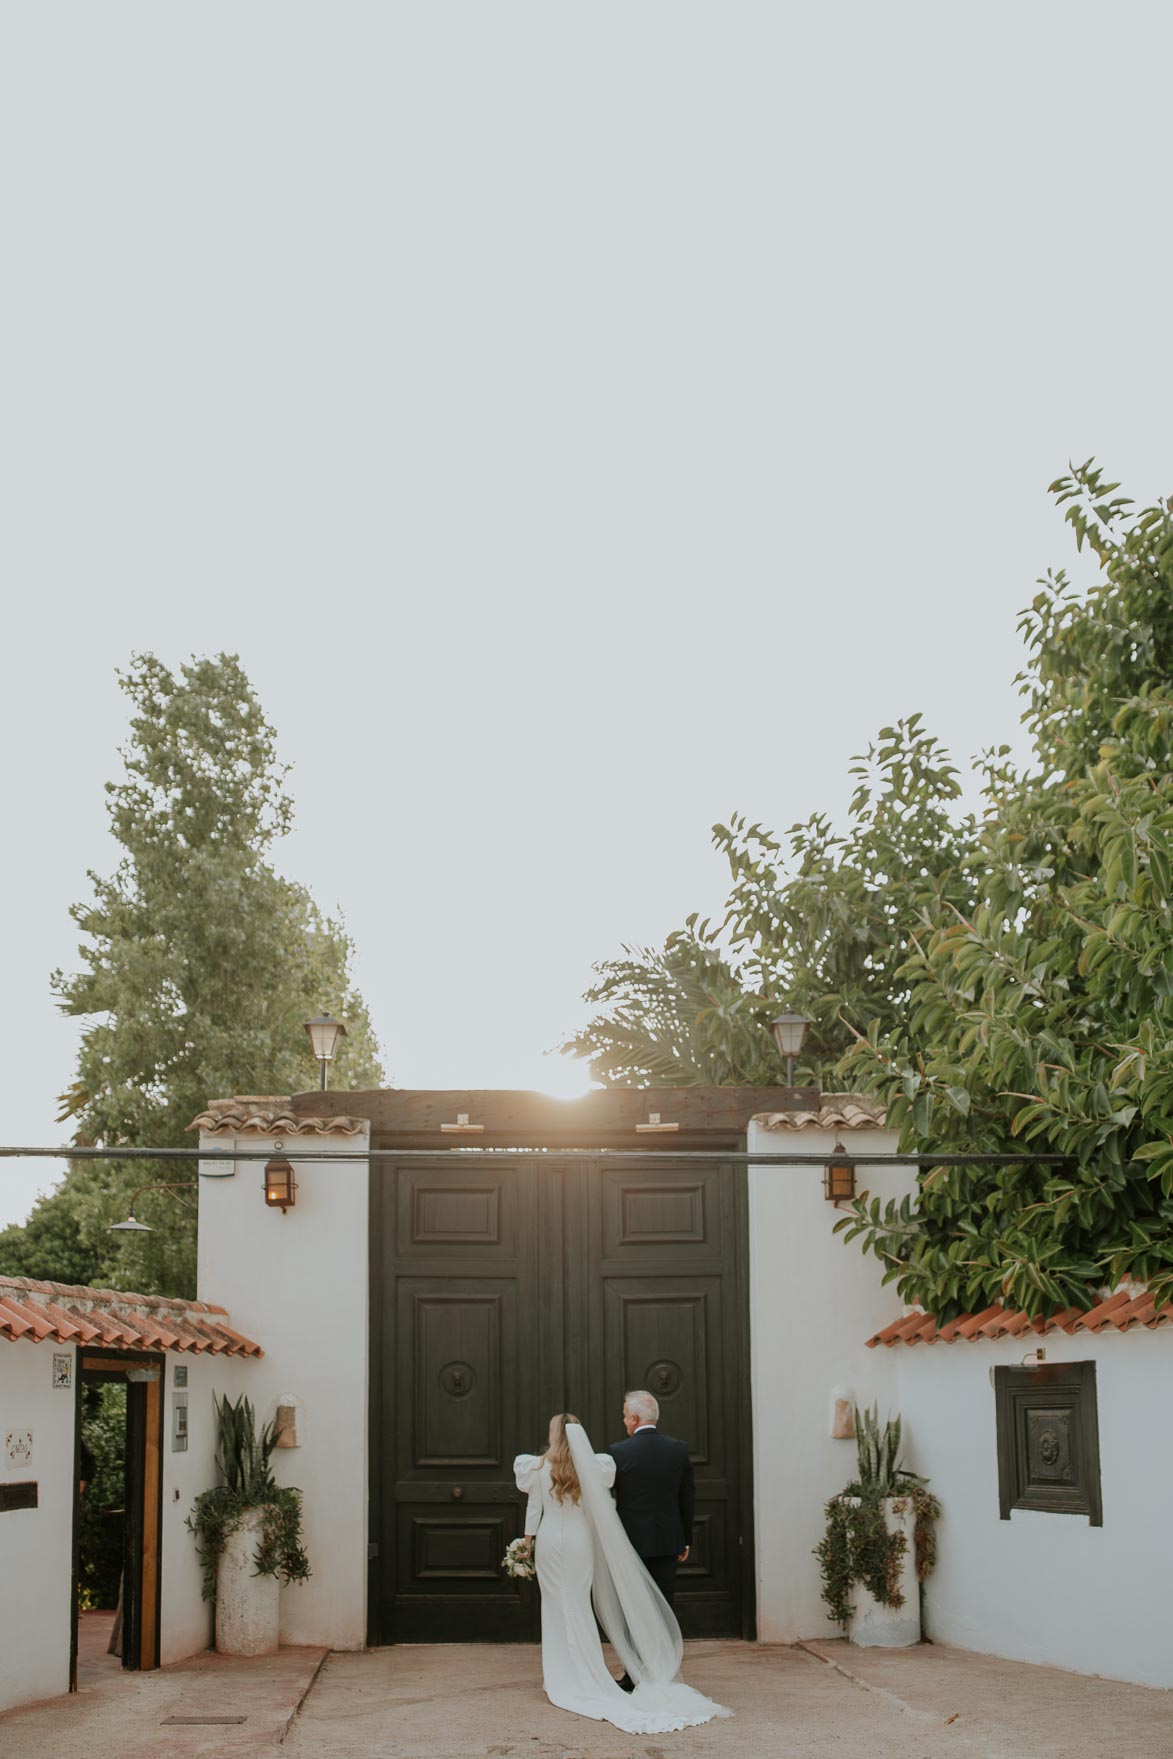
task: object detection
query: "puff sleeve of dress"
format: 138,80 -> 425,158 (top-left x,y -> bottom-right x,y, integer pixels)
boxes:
514,1453 -> 543,1537
595,1452 -> 617,1490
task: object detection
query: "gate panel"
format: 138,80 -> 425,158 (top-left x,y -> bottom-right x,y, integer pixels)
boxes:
376,1161 -> 541,1643
373,1152 -> 752,1643
591,1161 -> 744,1638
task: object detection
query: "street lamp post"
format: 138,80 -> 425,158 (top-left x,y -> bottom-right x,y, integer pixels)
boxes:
769,1010 -> 811,1087
304,1013 -> 347,1090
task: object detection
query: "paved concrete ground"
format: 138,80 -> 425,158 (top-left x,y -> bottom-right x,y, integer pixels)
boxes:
285,1640 -> 1173,1759
0,1644 -> 327,1759
4,1640 -> 1172,1759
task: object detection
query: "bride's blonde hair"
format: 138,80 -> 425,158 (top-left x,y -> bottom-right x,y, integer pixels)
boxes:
543,1412 -> 582,1505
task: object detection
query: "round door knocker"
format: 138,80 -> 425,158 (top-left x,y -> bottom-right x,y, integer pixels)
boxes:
439,1360 -> 477,1399
646,1359 -> 682,1399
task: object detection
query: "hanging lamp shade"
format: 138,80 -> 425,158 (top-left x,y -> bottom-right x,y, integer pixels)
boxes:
108,1211 -> 152,1233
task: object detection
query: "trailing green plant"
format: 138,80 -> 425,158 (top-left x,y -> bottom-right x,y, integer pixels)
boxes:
815,1405 -> 940,1630
186,1393 -> 310,1601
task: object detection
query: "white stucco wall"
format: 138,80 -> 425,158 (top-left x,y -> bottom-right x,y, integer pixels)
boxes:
747,1119 -> 914,1642
895,1326 -> 1173,1690
197,1128 -> 370,1649
746,1116 -> 1173,1687
0,1340 -> 77,1712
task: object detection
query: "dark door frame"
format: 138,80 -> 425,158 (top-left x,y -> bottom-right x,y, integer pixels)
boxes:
71,1349 -> 165,1688
365,1108 -> 760,1647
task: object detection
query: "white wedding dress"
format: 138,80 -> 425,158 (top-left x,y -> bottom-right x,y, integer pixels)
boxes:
513,1422 -> 732,1734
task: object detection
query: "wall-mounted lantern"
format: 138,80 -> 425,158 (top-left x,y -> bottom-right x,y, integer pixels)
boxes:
304,1012 -> 346,1090
824,1141 -> 856,1204
770,1010 -> 811,1085
264,1149 -> 297,1213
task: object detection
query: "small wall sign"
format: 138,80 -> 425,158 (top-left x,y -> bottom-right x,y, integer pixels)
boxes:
173,1365 -> 188,1388
5,1431 -> 33,1468
0,1482 -> 38,1513
52,1353 -> 73,1390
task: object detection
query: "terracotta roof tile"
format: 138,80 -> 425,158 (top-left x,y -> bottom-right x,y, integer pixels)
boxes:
893,1311 -> 935,1344
754,1094 -> 887,1132
956,1304 -> 1006,1339
0,1275 -> 262,1358
1077,1289 -> 1132,1331
188,1096 -> 366,1137
867,1286 -> 1173,1348
1116,1293 -> 1158,1328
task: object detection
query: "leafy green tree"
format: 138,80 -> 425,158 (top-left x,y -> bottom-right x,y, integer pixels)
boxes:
565,930 -> 782,1087
570,462 -> 1173,1319
0,654 -> 383,1298
839,466 -> 1173,1316
564,716 -> 974,1087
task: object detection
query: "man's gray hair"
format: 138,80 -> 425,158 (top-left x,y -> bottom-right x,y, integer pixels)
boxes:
625,1389 -> 660,1424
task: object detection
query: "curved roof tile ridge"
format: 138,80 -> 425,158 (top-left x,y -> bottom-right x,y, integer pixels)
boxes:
187,1096 -> 366,1136
867,1284 -> 1172,1348
754,1093 -> 887,1131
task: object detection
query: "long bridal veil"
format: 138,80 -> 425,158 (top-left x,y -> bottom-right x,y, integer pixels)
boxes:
565,1421 -> 732,1727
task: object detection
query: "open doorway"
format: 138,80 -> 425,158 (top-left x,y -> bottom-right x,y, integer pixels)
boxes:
72,1350 -> 164,1690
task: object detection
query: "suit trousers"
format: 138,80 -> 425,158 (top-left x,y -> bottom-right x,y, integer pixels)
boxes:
642,1553 -> 678,1609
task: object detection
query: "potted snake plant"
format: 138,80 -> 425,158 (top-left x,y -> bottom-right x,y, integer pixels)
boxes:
815,1404 -> 940,1647
187,1393 -> 310,1655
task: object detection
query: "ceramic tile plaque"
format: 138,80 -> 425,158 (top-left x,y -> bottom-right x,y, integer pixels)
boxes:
5,1430 -> 33,1468
52,1352 -> 72,1389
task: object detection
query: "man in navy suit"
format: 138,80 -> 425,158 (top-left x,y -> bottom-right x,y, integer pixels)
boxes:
607,1389 -> 694,1614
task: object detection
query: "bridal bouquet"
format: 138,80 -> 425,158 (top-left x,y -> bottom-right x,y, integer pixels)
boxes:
501,1537 -> 536,1581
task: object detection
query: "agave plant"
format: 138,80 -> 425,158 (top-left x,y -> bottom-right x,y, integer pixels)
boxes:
214,1392 -> 278,1501
853,1402 -> 918,1496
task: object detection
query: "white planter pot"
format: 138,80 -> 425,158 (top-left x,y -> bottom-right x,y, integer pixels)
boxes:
844,1495 -> 921,1648
215,1506 -> 280,1656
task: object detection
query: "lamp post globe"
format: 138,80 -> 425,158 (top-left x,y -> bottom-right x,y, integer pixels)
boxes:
770,1010 -> 811,1086
304,1013 -> 347,1090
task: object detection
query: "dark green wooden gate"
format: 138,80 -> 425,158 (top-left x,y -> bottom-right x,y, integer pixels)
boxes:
369,1152 -> 754,1644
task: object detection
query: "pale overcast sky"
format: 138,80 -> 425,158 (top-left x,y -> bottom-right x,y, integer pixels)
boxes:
2,4 -> 1171,1227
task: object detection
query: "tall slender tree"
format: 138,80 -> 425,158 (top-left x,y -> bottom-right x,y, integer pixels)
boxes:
0,653 -> 383,1297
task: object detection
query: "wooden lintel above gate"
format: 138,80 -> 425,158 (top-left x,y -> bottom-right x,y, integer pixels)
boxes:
288,1085 -> 819,1150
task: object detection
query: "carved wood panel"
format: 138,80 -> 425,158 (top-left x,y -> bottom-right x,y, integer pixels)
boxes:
600,1166 -> 724,1258
995,1361 -> 1102,1524
396,1167 -> 515,1258
403,1286 -> 505,1467
602,1281 -> 716,1466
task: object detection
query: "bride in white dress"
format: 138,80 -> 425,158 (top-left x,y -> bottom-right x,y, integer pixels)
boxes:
513,1413 -> 732,1735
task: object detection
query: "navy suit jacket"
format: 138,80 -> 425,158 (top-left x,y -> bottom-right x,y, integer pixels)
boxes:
606,1428 -> 694,1560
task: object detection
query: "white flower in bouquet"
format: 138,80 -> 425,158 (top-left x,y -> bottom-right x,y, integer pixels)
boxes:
502,1536 -> 536,1581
